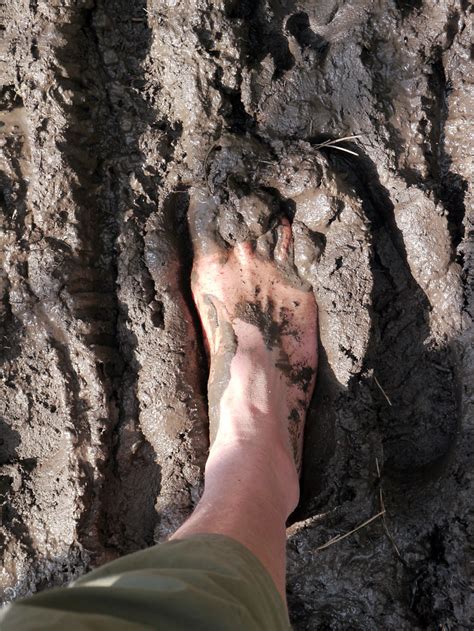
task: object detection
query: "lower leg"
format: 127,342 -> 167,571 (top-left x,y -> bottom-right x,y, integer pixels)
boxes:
172,323 -> 302,599
172,440 -> 296,598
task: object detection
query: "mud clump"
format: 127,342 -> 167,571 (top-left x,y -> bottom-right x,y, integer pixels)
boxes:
1,1 -> 472,628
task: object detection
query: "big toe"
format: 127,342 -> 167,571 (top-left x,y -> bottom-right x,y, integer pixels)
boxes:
274,216 -> 293,265
188,187 -> 225,258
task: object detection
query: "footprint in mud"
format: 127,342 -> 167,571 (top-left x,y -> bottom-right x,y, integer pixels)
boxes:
315,148 -> 461,489
363,187 -> 459,479
206,141 -> 462,509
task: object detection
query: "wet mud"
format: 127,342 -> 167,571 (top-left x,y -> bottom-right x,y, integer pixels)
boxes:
1,0 -> 472,628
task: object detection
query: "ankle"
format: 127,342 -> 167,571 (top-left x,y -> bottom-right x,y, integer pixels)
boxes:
208,435 -> 300,516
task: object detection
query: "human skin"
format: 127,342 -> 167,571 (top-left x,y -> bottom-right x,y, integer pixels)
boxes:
171,189 -> 318,603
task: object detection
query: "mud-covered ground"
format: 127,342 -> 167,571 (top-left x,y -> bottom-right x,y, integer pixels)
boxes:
1,0 -> 473,628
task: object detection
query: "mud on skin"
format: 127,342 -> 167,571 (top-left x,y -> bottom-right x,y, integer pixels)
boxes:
1,0 -> 472,628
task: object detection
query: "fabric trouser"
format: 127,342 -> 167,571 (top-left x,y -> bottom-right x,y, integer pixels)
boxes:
0,534 -> 290,630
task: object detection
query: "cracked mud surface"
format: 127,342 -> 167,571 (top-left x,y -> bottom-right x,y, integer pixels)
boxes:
1,0 -> 472,628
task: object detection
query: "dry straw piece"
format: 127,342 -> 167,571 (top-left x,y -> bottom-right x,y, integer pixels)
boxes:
374,374 -> 393,406
314,134 -> 363,157
315,457 -> 403,556
376,457 -> 403,560
315,510 -> 385,552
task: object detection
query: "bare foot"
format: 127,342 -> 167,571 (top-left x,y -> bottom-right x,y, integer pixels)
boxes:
189,188 -> 318,473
